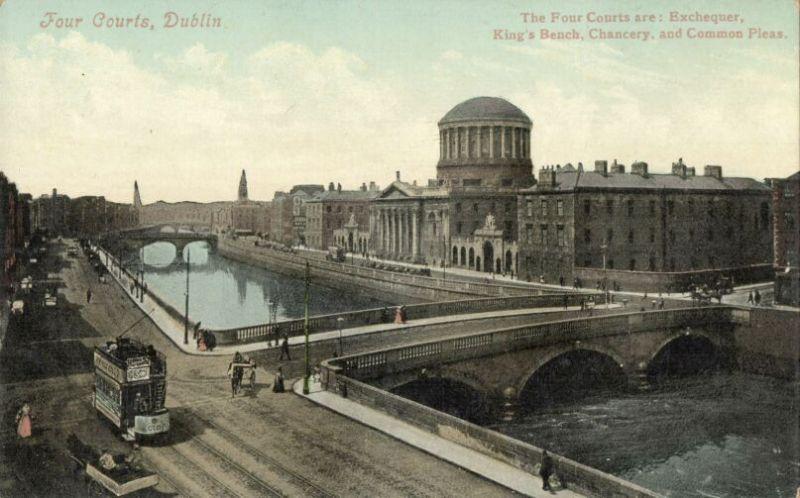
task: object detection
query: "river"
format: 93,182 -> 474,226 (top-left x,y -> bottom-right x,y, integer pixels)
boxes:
494,372 -> 798,497
136,241 -> 388,329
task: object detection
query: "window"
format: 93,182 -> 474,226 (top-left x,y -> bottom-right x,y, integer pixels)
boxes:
649,257 -> 656,271
473,203 -> 479,213
689,229 -> 694,240
760,202 -> 770,229
584,199 -> 591,215
606,228 -> 614,242
557,200 -> 564,216
326,206 -> 332,213
649,228 -> 655,243
627,199 -> 634,217
629,259 -> 636,271
455,203 -> 462,213
709,256 -> 717,268
649,200 -> 656,215
670,258 -> 675,271
557,225 -> 565,247
526,200 -> 533,217
583,258 -> 592,267
667,200 -> 674,215
540,225 -> 548,244
501,178 -> 513,187
607,259 -> 614,269
628,229 -> 634,243
456,222 -> 462,235
708,200 -> 715,218
505,202 -> 512,213
584,229 -> 592,243
708,229 -> 714,241
525,224 -> 533,243
540,200 -> 548,216
669,230 -> 675,244
463,179 -> 482,187
786,213 -> 796,230
504,220 -> 513,239
606,199 -> 614,214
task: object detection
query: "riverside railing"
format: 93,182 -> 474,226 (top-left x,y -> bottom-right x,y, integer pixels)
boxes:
213,291 -> 606,345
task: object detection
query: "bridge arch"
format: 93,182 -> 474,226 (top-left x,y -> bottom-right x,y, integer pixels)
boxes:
646,329 -> 723,380
390,374 -> 493,423
516,346 -> 628,405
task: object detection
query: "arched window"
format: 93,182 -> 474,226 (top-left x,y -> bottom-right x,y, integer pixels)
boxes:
469,248 -> 475,268
460,247 -> 466,266
452,246 -> 458,264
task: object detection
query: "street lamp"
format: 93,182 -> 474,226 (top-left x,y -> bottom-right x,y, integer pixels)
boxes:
302,261 -> 311,395
601,239 -> 609,309
337,316 -> 345,356
183,249 -> 191,345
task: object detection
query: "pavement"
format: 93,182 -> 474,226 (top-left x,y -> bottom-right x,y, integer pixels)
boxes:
294,379 -> 581,497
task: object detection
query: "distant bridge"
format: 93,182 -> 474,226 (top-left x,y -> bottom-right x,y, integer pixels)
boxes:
115,224 -> 217,257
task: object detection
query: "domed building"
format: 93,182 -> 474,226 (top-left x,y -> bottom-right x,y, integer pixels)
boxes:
437,97 -> 534,188
368,97 -> 533,273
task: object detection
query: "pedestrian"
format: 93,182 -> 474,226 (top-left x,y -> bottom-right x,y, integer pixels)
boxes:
754,290 -> 761,306
580,299 -> 585,311
562,294 -> 568,310
747,291 -> 754,304
559,275 -> 564,287
539,449 -> 555,491
86,288 -> 92,304
394,306 -> 404,325
272,366 -> 285,393
381,307 -> 391,324
279,335 -> 291,361
658,298 -> 665,310
193,321 -> 202,340
16,403 -> 32,439
228,352 -> 244,397
206,331 -> 217,351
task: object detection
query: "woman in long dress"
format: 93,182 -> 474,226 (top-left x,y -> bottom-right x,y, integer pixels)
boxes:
16,404 -> 32,439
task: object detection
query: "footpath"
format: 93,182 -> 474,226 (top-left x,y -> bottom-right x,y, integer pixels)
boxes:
293,379 -> 582,498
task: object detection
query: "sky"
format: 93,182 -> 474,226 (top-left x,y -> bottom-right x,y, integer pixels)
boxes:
1,0 -> 797,203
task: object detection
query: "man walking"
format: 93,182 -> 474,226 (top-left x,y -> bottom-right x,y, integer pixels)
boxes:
279,335 -> 291,361
747,291 -> 754,305
754,290 -> 761,306
86,288 -> 92,304
539,449 -> 555,491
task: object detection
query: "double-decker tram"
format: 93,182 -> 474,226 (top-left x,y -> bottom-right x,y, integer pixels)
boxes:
93,338 -> 169,441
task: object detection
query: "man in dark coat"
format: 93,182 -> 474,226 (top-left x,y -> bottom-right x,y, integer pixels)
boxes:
540,450 -> 555,491
279,335 -> 291,361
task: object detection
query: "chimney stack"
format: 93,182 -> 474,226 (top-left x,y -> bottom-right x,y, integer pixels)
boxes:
672,157 -> 687,178
361,182 -> 367,191
328,182 -> 335,191
704,165 -> 723,180
369,181 -> 377,191
337,183 -> 342,192
538,166 -> 557,188
594,160 -> 608,176
631,161 -> 649,177
396,171 -> 401,181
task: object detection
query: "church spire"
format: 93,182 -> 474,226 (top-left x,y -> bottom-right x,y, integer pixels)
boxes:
133,180 -> 142,209
237,169 -> 248,202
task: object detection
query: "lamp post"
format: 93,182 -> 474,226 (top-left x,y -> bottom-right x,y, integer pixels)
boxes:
183,249 -> 190,345
337,316 -> 345,356
601,240 -> 609,309
302,261 -> 310,395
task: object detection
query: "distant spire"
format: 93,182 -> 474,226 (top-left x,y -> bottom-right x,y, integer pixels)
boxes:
133,181 -> 142,209
238,169 -> 248,202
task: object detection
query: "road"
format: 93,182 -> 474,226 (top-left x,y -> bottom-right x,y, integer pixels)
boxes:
1,240 -> 523,497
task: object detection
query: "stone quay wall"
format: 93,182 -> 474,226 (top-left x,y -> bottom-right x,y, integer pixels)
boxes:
575,264 -> 773,293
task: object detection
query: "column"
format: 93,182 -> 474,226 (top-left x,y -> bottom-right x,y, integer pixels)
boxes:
476,126 -> 481,158
511,127 -> 517,158
489,126 -> 494,159
500,126 -> 506,158
465,127 -> 471,158
393,209 -> 399,255
412,208 -> 419,259
399,211 -> 406,257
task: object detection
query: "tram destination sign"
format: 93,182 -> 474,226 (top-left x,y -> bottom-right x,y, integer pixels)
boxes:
94,350 -> 125,384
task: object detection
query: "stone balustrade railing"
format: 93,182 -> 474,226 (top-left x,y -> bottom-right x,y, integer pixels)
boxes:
329,307 -> 732,381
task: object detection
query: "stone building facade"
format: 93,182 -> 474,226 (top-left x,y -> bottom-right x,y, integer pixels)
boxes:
370,97 -> 530,271
768,171 -> 799,305
517,159 -> 773,290
30,188 -> 70,235
68,196 -> 138,237
306,182 -> 379,251
1,172 -> 31,284
211,171 -> 271,235
269,185 -> 324,246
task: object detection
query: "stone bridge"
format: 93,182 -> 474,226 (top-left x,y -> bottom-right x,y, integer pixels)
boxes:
327,307 -> 747,404
116,224 -> 217,258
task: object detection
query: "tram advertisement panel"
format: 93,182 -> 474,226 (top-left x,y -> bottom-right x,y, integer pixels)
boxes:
95,371 -> 122,427
94,350 -> 125,384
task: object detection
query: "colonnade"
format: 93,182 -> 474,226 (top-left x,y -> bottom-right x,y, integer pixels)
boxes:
373,207 -> 420,259
439,125 -> 530,161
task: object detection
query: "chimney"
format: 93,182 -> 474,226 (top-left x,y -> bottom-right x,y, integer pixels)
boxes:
361,182 -> 367,191
396,171 -> 401,181
412,180 -> 418,186
631,161 -> 649,177
704,165 -> 723,180
672,159 -> 687,178
610,160 -> 625,174
328,182 -> 335,191
594,160 -> 608,176
538,166 -> 557,188
53,188 -> 57,197
337,183 -> 342,192
369,181 -> 377,191
686,167 -> 696,177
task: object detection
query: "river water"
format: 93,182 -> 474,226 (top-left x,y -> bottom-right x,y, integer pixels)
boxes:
491,372 -> 798,497
137,241 -> 388,329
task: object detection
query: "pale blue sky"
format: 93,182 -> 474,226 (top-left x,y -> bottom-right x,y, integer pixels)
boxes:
1,0 -> 797,202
